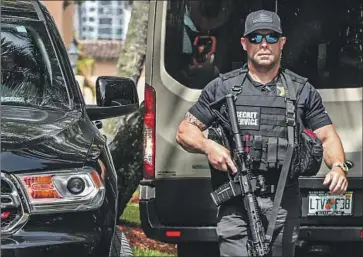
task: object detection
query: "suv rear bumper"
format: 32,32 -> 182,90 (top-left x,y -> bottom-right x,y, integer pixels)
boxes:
140,199 -> 363,244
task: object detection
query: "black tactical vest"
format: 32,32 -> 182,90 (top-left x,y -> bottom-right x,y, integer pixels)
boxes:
208,68 -> 307,182
235,76 -> 291,171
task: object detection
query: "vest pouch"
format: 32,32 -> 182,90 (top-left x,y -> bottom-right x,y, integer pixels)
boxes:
291,129 -> 323,178
243,135 -> 269,171
249,135 -> 263,161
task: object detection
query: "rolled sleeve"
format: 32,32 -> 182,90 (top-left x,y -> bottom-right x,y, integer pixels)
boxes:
300,82 -> 332,131
188,77 -> 222,127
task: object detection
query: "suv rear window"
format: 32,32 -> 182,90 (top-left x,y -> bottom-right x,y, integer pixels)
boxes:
164,0 -> 363,90
1,21 -> 70,109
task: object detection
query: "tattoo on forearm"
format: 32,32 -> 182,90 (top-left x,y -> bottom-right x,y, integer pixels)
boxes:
185,112 -> 207,131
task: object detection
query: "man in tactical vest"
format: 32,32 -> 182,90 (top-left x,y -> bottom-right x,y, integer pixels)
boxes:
176,9 -> 348,257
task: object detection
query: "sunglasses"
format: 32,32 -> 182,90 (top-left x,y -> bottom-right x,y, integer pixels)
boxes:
246,33 -> 281,44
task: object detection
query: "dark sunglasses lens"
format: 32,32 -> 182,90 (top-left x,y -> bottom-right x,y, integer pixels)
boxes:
248,34 -> 263,44
247,33 -> 280,44
266,34 -> 279,43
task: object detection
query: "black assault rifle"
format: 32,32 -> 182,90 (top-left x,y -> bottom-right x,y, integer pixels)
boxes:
209,94 -> 271,257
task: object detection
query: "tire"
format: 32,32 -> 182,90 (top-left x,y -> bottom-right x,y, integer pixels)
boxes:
110,226 -> 133,257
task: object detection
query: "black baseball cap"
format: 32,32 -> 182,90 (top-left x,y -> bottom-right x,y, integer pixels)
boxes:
244,10 -> 282,36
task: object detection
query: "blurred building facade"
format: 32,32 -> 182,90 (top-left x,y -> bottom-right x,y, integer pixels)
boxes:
76,1 -> 132,41
41,1 -> 133,103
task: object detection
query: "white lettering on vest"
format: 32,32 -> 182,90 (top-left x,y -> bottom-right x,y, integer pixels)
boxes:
236,111 -> 259,126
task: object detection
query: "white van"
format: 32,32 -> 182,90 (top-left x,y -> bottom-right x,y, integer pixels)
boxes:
140,1 -> 363,256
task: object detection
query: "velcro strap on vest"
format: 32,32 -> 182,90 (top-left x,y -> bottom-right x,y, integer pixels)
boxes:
267,137 -> 278,168
278,138 -> 288,163
286,100 -> 296,126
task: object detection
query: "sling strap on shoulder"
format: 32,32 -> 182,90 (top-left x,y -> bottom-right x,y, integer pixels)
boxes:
265,70 -> 299,244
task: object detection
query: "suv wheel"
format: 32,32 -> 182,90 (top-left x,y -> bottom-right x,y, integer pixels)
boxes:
110,226 -> 133,257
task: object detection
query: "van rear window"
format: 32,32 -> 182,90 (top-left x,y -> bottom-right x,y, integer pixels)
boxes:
164,0 -> 363,90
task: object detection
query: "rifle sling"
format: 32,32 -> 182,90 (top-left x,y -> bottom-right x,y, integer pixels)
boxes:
265,71 -> 297,243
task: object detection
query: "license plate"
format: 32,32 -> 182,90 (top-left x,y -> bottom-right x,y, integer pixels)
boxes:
308,191 -> 353,216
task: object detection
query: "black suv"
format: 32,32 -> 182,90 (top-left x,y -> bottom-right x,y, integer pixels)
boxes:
1,1 -> 138,256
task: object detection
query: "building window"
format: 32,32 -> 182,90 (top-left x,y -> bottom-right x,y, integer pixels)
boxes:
98,28 -> 112,35
89,17 -> 95,22
99,7 -> 112,15
99,18 -> 112,25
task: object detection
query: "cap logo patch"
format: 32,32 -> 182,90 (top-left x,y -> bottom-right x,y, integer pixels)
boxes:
252,13 -> 273,23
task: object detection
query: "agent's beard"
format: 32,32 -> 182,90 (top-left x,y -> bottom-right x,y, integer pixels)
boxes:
247,51 -> 282,72
248,55 -> 281,73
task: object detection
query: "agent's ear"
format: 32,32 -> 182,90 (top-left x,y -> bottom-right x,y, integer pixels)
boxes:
280,36 -> 287,50
241,37 -> 247,51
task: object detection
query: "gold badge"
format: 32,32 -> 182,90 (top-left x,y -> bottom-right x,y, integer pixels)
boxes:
276,86 -> 286,97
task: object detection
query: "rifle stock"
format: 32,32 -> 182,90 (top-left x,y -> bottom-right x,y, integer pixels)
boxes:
209,94 -> 271,257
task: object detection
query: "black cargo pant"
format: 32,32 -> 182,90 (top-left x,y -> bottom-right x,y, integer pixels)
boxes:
216,183 -> 302,257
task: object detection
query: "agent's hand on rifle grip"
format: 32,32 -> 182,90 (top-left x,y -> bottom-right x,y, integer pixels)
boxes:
204,139 -> 238,173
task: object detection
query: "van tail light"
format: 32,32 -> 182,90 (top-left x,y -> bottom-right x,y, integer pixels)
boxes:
143,83 -> 156,179
165,230 -> 181,237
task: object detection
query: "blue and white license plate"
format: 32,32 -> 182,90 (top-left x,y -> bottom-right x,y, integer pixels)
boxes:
308,191 -> 353,216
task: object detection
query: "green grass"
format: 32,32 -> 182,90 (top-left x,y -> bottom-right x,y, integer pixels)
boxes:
133,246 -> 173,256
120,187 -> 176,256
120,202 -> 141,226
119,186 -> 141,225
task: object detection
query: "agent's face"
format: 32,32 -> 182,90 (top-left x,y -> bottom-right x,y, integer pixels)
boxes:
241,30 -> 286,69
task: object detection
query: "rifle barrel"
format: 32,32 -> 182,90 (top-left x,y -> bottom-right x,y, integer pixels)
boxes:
225,94 -> 244,152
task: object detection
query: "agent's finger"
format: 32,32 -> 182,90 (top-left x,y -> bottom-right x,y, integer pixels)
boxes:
343,180 -> 348,193
226,158 -> 237,173
338,179 -> 348,195
323,173 -> 332,186
218,163 -> 228,172
332,177 -> 344,194
329,173 -> 339,192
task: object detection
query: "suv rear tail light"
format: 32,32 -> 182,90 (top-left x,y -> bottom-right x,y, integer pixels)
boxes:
143,83 -> 156,179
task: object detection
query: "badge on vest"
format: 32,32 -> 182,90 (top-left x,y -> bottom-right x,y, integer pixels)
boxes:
276,86 -> 286,97
236,106 -> 261,130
